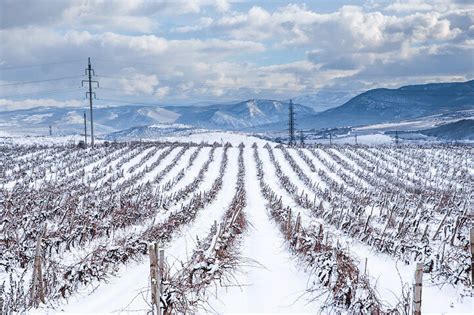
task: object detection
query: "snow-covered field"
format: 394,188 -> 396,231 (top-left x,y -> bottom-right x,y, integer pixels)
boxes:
0,132 -> 472,314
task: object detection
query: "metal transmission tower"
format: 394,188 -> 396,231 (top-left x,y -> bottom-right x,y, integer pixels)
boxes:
82,57 -> 99,147
83,111 -> 88,147
288,99 -> 296,146
299,130 -> 304,146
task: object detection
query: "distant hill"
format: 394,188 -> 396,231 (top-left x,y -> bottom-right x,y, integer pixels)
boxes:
0,99 -> 314,136
1,81 -> 472,138
0,105 -> 178,136
167,99 -> 314,130
289,90 -> 357,113
105,123 -> 197,140
419,119 -> 474,140
296,80 -> 474,129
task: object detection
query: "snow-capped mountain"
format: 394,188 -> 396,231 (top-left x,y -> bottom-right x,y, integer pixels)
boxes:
296,80 -> 474,130
0,105 -> 178,136
289,90 -> 357,112
0,99 -> 314,136
1,81 -> 472,137
168,99 -> 314,130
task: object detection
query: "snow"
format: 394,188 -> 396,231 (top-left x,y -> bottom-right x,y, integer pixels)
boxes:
2,132 -> 472,314
208,145 -> 317,313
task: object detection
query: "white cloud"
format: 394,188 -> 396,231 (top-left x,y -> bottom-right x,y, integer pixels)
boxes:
385,1 -> 433,13
120,73 -> 159,95
155,86 -> 170,98
0,1 -> 472,107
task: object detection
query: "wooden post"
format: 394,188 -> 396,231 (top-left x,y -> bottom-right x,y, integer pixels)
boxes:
470,228 -> 474,290
295,212 -> 301,236
440,242 -> 446,268
363,206 -> 374,233
159,249 -> 164,304
364,257 -> 368,276
432,207 -> 452,241
287,208 -> 292,240
149,242 -> 160,314
30,228 -> 45,307
421,224 -> 429,241
412,263 -> 423,315
294,213 -> 301,248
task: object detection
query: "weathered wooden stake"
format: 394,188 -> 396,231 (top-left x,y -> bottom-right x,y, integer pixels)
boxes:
439,242 -> 446,267
149,242 -> 160,314
287,208 -> 292,240
159,249 -> 164,300
432,207 -> 452,241
363,206 -> 374,233
295,212 -> 301,236
449,216 -> 461,246
412,262 -> 423,315
30,228 -> 45,307
364,257 -> 368,276
470,227 -> 474,290
421,224 -> 429,241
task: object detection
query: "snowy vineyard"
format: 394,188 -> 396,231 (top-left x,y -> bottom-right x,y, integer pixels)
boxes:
0,137 -> 472,314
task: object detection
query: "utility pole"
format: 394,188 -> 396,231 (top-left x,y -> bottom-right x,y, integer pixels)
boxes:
288,99 -> 295,146
329,132 -> 332,145
49,125 -> 52,136
83,111 -> 88,147
299,129 -> 304,147
82,57 -> 99,147
395,130 -> 399,146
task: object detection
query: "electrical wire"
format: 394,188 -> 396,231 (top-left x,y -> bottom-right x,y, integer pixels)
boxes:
0,75 -> 84,87
0,87 -> 84,99
0,59 -> 84,71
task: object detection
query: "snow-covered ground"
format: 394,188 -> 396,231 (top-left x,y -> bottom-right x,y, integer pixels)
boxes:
1,131 -> 472,314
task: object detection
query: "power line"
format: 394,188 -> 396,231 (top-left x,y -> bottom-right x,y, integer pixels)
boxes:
0,87 -> 83,99
0,59 -> 83,71
0,75 -> 83,87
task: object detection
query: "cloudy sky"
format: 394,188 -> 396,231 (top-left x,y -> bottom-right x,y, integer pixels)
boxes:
0,0 -> 473,110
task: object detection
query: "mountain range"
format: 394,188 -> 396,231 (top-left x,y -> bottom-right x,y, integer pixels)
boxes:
0,80 -> 472,140
300,80 -> 474,130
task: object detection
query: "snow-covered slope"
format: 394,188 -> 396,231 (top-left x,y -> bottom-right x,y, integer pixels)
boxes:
0,99 -> 314,136
289,90 -> 357,112
169,99 -> 314,130
297,80 -> 474,129
105,123 -> 199,140
419,119 -> 474,140
0,105 -> 179,136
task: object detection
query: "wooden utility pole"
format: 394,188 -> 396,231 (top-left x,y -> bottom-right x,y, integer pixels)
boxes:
412,262 -> 423,315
